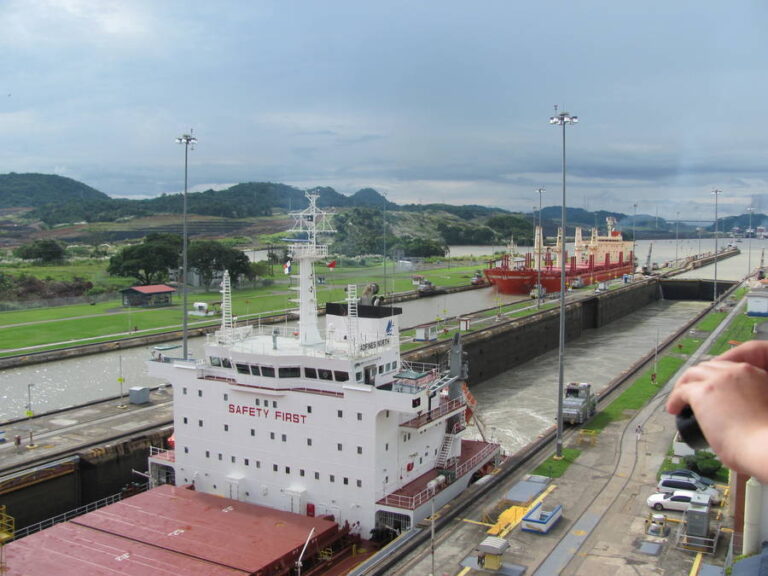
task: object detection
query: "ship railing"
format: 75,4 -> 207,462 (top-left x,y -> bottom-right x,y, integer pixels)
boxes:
11,484 -> 149,542
399,397 -> 465,428
399,360 -> 442,375
149,446 -> 175,462
380,489 -> 430,511
454,442 -> 500,479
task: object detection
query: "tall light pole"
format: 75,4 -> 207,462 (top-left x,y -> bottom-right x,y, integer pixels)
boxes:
26,382 -> 35,447
713,189 -> 721,301
536,188 -> 545,309
632,202 -> 638,271
549,107 -> 578,459
675,212 -> 680,265
427,476 -> 444,576
748,207 -> 754,278
176,132 -> 197,360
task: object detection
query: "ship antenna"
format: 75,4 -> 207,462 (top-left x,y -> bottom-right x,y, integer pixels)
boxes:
285,191 -> 335,346
218,271 -> 234,345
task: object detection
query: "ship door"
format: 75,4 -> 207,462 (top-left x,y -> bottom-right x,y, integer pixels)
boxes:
226,473 -> 244,501
364,364 -> 376,385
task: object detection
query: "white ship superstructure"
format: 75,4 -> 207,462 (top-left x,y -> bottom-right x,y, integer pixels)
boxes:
148,191 -> 500,538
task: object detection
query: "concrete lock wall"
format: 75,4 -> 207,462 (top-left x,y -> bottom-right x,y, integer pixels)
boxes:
409,279 -> 663,385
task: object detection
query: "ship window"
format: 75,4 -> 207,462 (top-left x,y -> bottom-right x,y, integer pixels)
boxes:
270,432 -> 275,440
300,469 -> 305,477
198,419 -> 203,427
255,399 -> 260,406
357,479 -> 362,488
183,417 -> 188,424
357,412 -> 362,421
256,461 -> 261,468
198,389 -> 202,397
250,365 -> 261,376
318,369 -> 333,381
355,371 -> 363,381
261,366 -> 275,378
378,365 -> 384,374
210,357 -> 221,367
305,367 -> 317,378
334,371 -> 349,382
337,410 -> 343,418
244,458 -> 249,466
343,477 -> 349,485
218,453 -> 222,461
385,443 -> 389,451
282,434 -> 286,442
279,367 -> 300,378
251,428 -> 255,436
357,446 -> 362,454
236,363 -> 250,374
223,393 -> 228,401
386,410 -> 390,418
307,406 -> 312,413
392,361 -> 397,370
412,398 -> 421,408
222,358 -> 232,369
337,443 -> 342,451
184,447 -> 189,454
231,456 -> 236,463
273,464 -> 278,472
183,387 -> 187,395
315,472 -> 320,480
272,401 -> 277,408
285,466 -> 290,474
224,424 -> 229,431
206,450 -> 210,458
330,475 -> 335,483
307,438 -> 312,446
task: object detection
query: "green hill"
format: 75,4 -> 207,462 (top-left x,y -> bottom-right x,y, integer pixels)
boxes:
0,173 -> 109,208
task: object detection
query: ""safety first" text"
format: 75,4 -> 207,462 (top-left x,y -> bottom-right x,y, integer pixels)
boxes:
228,404 -> 307,423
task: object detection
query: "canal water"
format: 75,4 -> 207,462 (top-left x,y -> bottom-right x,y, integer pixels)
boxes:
0,238 -> 759,443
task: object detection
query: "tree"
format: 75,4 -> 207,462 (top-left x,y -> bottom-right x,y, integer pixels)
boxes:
14,239 -> 66,263
188,240 -> 252,290
107,234 -> 181,285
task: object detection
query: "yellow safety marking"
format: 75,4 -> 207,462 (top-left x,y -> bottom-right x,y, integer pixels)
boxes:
462,518 -> 494,527
572,530 -> 587,536
689,552 -> 703,576
456,567 -> 472,576
487,484 -> 557,537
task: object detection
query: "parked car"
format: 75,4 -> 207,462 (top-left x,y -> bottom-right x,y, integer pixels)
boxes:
656,477 -> 721,504
646,490 -> 700,512
660,469 -> 715,487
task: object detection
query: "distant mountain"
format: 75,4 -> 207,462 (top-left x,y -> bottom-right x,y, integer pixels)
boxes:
0,173 -> 109,208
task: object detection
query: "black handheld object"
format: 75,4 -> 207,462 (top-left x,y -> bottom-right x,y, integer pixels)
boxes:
676,405 -> 708,449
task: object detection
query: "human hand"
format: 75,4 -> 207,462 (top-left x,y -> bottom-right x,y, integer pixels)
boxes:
667,358 -> 768,482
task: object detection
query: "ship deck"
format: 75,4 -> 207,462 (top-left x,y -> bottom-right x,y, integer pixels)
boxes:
379,439 -> 499,510
1,484 -> 342,576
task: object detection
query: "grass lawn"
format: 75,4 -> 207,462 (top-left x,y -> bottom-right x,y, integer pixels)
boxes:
531,448 -> 582,478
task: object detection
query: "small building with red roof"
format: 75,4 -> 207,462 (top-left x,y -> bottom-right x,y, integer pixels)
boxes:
120,284 -> 176,307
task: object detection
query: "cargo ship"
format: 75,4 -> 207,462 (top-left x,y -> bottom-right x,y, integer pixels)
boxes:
147,191 -> 501,541
484,217 -> 635,295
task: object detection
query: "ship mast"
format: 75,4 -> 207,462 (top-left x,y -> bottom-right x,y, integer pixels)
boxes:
286,191 -> 334,346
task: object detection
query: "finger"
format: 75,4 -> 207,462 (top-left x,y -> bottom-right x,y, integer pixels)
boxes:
719,340 -> 768,369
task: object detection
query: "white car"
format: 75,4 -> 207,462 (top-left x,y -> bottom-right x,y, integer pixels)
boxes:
646,490 -> 699,512
657,477 -> 721,504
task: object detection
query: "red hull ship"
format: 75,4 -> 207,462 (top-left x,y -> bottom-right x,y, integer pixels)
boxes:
485,217 -> 635,295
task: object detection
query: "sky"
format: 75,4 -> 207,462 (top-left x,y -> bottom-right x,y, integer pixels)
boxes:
2,1 -> 768,220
